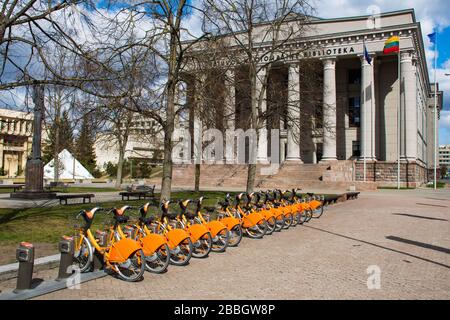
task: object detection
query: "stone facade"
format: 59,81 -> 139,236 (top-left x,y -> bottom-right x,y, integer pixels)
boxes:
355,161 -> 429,187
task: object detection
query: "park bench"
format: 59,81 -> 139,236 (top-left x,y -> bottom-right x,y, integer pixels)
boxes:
323,195 -> 340,206
56,193 -> 95,205
346,192 -> 360,200
119,185 -> 155,201
0,184 -> 25,192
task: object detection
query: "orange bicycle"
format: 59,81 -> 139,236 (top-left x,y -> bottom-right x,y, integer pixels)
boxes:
109,205 -> 171,274
246,192 -> 277,235
234,193 -> 268,239
214,194 -> 243,247
176,199 -> 212,259
74,207 -> 145,282
184,197 -> 230,253
156,200 -> 194,265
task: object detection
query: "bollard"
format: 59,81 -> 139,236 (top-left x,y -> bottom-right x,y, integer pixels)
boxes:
14,242 -> 35,292
56,236 -> 74,281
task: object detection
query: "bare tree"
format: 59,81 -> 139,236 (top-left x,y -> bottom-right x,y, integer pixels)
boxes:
201,0 -> 315,193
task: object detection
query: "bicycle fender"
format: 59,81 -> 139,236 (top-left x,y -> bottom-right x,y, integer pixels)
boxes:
261,210 -> 276,220
140,233 -> 167,256
243,212 -> 264,228
206,220 -> 227,237
310,200 -> 322,210
108,238 -> 141,263
187,223 -> 210,243
220,217 -> 241,231
166,229 -> 190,249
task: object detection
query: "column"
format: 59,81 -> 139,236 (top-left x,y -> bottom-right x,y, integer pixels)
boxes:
360,54 -> 377,161
225,69 -> 235,163
321,58 -> 338,161
286,63 -> 303,162
401,51 -> 418,161
256,67 -> 268,163
0,136 -> 3,169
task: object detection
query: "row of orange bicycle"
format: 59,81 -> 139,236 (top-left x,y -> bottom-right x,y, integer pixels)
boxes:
72,189 -> 325,282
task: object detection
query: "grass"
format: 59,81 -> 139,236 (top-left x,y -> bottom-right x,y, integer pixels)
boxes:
0,191 -> 234,246
377,187 -> 416,190
425,182 -> 446,189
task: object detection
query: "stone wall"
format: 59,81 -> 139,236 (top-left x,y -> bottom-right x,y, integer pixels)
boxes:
355,161 -> 430,188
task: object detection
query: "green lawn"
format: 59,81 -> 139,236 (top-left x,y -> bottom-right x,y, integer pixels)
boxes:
0,191 -> 234,246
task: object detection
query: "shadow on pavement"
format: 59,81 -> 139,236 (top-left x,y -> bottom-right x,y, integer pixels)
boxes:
392,213 -> 448,222
303,225 -> 450,269
386,236 -> 450,255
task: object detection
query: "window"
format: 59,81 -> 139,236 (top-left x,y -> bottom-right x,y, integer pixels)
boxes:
348,69 -> 361,85
352,141 -> 361,157
349,97 -> 361,127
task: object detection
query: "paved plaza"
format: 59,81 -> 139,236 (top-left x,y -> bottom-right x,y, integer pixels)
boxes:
20,188 -> 448,300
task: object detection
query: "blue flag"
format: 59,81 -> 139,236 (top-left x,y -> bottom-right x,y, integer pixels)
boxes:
428,31 -> 437,44
364,43 -> 372,65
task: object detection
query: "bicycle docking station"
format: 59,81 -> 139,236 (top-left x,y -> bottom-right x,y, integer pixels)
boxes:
0,240 -> 108,300
56,236 -> 74,281
14,242 -> 35,293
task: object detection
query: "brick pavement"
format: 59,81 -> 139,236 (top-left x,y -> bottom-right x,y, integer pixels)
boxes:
29,189 -> 450,299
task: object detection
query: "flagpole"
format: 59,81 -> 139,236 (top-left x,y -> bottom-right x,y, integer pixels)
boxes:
363,40 -> 367,182
397,51 -> 401,190
433,31 -> 438,191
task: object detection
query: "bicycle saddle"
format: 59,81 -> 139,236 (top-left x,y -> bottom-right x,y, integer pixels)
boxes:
162,212 -> 179,220
204,206 -> 215,213
183,211 -> 197,220
139,216 -> 156,225
114,215 -> 130,223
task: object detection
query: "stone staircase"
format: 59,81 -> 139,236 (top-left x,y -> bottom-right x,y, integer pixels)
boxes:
149,161 -> 377,191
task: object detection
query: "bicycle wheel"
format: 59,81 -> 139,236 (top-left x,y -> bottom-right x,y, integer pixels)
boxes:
298,211 -> 307,224
115,249 -> 145,282
275,215 -> 285,232
144,243 -> 170,274
228,224 -> 243,247
265,216 -> 276,235
312,205 -> 324,219
73,236 -> 93,273
211,228 -> 230,253
294,212 -> 302,225
305,209 -> 313,222
246,220 -> 268,239
170,238 -> 193,266
282,214 -> 293,229
192,232 -> 212,258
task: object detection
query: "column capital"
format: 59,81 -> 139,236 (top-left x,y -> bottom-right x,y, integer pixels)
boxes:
320,57 -> 337,70
358,54 -> 376,67
400,50 -> 415,63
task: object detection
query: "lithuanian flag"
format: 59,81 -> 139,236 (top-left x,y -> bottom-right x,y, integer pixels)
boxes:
383,36 -> 400,54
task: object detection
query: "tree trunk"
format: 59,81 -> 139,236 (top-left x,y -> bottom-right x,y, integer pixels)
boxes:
160,121 -> 174,201
195,163 -> 200,192
115,148 -> 125,189
246,65 -> 258,194
53,120 -> 60,184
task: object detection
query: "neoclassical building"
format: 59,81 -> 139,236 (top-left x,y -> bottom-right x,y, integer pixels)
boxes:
178,9 -> 444,187
0,108 -> 33,177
